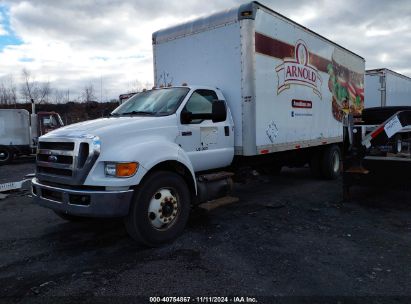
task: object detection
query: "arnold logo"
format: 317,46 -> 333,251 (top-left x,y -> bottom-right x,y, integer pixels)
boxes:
275,40 -> 322,98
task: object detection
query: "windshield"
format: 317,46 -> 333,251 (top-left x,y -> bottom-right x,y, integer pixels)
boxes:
111,87 -> 190,116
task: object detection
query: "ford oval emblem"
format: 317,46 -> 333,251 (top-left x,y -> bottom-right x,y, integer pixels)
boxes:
48,155 -> 58,163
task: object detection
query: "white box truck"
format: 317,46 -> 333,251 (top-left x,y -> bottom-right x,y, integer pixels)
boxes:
32,1 -> 365,246
0,106 -> 63,164
365,68 -> 411,108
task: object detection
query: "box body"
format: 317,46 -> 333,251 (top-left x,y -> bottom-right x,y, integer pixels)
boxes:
153,1 -> 365,156
0,109 -> 30,146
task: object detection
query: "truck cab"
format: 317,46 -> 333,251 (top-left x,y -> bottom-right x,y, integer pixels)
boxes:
32,86 -> 234,246
37,112 -> 64,136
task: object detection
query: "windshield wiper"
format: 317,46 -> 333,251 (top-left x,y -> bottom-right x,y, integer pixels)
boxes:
120,111 -> 155,116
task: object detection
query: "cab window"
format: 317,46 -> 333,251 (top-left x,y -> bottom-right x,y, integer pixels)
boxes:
183,89 -> 218,123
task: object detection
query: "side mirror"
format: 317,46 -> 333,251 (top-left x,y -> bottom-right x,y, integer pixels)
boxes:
212,100 -> 227,123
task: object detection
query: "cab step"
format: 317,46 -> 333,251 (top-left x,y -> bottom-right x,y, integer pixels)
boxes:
196,171 -> 234,204
198,196 -> 239,211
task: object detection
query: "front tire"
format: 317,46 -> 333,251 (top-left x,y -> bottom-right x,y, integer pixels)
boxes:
124,171 -> 191,247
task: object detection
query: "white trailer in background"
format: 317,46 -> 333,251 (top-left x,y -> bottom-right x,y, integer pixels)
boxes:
365,68 -> 411,108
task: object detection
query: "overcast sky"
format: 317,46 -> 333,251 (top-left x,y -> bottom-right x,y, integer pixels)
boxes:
0,0 -> 410,102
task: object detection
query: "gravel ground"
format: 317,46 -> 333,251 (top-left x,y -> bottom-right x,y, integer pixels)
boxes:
0,160 -> 410,303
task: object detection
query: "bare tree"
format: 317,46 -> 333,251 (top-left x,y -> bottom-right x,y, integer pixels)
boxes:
21,68 -> 36,102
53,88 -> 65,104
128,79 -> 152,93
0,81 -> 7,105
8,75 -> 17,105
82,84 -> 96,103
38,81 -> 51,104
0,75 -> 17,105
20,68 -> 52,104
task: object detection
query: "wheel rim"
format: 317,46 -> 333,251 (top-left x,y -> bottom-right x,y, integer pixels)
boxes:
332,151 -> 340,173
0,150 -> 9,162
147,188 -> 179,230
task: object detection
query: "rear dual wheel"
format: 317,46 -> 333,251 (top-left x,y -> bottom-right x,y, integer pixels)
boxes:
322,145 -> 341,179
124,171 -> 190,247
310,145 -> 341,180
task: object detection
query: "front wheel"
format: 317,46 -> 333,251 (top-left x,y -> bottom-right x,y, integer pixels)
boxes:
124,171 -> 191,247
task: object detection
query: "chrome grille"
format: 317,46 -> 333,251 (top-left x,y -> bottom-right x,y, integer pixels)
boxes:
36,137 -> 99,185
37,142 -> 75,176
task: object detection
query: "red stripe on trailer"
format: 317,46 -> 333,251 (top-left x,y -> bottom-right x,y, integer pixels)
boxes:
371,125 -> 385,138
255,32 -> 330,73
260,149 -> 269,154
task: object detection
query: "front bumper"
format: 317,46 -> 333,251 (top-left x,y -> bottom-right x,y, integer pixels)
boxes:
32,178 -> 134,218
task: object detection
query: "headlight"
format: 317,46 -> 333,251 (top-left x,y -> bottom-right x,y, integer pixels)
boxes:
91,136 -> 101,154
105,162 -> 139,178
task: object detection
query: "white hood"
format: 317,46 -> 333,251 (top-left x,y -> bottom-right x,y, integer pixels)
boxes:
41,115 -> 178,143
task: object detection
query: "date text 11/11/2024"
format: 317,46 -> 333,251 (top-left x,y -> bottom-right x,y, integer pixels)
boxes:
149,296 -> 258,303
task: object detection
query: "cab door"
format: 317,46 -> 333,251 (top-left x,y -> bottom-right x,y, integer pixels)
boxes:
176,89 -> 234,172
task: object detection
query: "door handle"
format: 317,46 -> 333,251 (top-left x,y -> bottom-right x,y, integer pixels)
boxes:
224,126 -> 230,136
182,131 -> 192,136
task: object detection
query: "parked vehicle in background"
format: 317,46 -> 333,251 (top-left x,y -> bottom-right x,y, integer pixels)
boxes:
365,68 -> 411,108
343,108 -> 411,199
360,69 -> 411,156
32,1 -> 365,246
119,92 -> 137,105
0,101 -> 63,164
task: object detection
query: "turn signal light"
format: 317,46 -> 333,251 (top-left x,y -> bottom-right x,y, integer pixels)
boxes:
116,162 -> 138,177
105,162 -> 138,177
